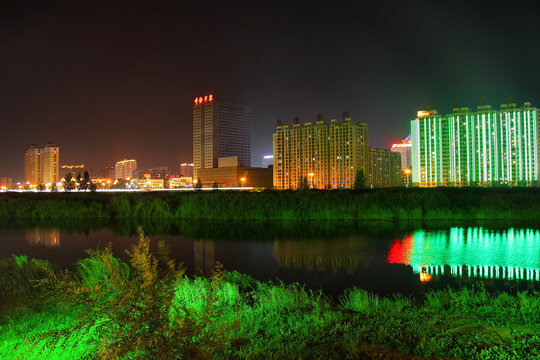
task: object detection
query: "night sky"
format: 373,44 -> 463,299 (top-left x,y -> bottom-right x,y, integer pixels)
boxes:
1,0 -> 539,181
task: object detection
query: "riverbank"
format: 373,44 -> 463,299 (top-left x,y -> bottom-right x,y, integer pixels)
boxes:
2,187 -> 540,222
1,233 -> 539,359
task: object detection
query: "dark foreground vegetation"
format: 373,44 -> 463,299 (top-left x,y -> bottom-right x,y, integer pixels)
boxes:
1,231 -> 538,359
3,187 -> 540,222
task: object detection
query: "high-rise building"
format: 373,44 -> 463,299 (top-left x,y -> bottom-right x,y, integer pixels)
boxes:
193,94 -> 251,178
369,148 -> 402,187
273,114 -> 370,189
411,102 -> 539,187
391,135 -> 412,171
180,163 -> 194,178
24,142 -> 59,186
115,159 -> 137,179
25,145 -> 41,185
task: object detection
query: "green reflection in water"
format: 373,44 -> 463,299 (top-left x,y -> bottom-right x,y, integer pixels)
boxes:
390,228 -> 540,281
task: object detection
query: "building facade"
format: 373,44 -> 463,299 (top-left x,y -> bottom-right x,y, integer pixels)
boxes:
24,142 -> 59,186
411,102 -> 539,187
193,94 -> 251,178
180,163 -> 194,178
273,114 -> 373,189
115,159 -> 137,179
391,135 -> 412,171
59,165 -> 86,180
369,148 -> 402,187
197,166 -> 272,188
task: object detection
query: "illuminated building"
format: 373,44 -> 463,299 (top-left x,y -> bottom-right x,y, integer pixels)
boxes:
193,94 -> 251,178
411,102 -> 539,187
92,165 -> 114,179
180,163 -> 194,178
0,177 -> 12,190
169,176 -> 194,188
369,148 -> 402,187
134,177 -> 165,190
273,113 -> 388,189
134,166 -> 169,179
262,154 -> 273,168
115,159 -> 137,179
196,163 -> 272,188
390,135 -> 412,171
24,142 -> 59,186
388,227 -> 540,282
59,165 -> 86,179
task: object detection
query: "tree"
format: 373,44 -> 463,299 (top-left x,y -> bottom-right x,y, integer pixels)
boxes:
212,182 -> 219,189
64,173 -> 74,191
75,173 -> 82,191
37,184 -> 45,191
195,178 -> 203,190
354,169 -> 366,190
298,176 -> 309,191
50,182 -> 58,192
89,181 -> 97,192
79,171 -> 91,191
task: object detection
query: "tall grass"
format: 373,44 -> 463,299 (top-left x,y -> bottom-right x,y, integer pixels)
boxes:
0,232 -> 538,359
3,188 -> 540,222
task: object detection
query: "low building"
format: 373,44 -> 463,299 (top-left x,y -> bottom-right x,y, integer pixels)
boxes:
131,177 -> 165,190
0,177 -> 12,189
169,176 -> 194,188
196,166 -> 272,188
91,165 -> 114,179
59,165 -> 86,179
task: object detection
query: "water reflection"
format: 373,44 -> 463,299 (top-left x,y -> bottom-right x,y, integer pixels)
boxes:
274,237 -> 370,274
388,228 -> 540,281
25,228 -> 60,247
193,240 -> 215,276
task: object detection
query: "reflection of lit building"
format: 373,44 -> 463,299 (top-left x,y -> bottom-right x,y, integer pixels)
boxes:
411,102 -> 539,187
25,228 -> 60,247
273,238 -> 369,274
115,159 -> 137,179
388,228 -> 540,281
193,240 -> 215,276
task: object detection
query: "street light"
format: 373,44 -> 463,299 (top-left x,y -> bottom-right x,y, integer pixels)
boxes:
404,169 -> 411,188
240,177 -> 246,187
308,173 -> 314,188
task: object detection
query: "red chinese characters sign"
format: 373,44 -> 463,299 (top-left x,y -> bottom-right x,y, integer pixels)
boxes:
194,94 -> 213,105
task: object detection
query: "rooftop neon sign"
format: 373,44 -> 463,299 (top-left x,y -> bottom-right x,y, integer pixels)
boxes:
194,94 -> 213,105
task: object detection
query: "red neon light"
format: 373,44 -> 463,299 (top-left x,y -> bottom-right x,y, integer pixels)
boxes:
194,94 -> 214,106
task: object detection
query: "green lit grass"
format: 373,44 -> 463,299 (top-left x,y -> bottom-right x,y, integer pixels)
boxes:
0,233 -> 539,359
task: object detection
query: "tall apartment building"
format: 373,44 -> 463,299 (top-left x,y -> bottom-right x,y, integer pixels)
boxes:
193,94 -> 251,178
24,142 -> 59,185
391,135 -> 412,171
115,159 -> 137,179
411,102 -> 539,187
180,163 -> 194,178
273,114 -> 371,189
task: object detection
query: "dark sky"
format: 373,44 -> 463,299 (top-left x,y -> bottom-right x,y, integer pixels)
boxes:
1,0 -> 539,181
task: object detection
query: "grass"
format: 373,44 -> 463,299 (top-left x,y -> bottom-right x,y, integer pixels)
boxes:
0,232 -> 538,359
3,188 -> 540,223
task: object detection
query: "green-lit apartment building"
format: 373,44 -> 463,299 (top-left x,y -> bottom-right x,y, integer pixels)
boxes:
273,114 -> 401,189
411,102 -> 539,187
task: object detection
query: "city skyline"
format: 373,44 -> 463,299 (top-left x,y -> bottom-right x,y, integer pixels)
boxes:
1,1 -> 540,181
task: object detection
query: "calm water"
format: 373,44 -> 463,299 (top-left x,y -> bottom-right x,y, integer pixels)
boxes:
1,221 -> 538,297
